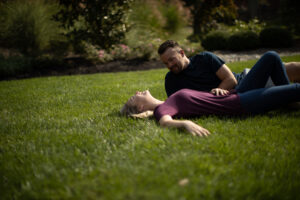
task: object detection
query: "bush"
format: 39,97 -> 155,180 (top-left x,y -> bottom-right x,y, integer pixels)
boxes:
0,0 -> 65,57
82,41 -> 159,63
202,31 -> 230,51
259,27 -> 293,48
126,0 -> 188,47
162,5 -> 184,33
230,19 -> 266,34
56,0 -> 133,50
0,55 -> 32,79
227,31 -> 260,51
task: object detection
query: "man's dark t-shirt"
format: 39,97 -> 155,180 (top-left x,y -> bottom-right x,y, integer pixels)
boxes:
165,52 -> 225,97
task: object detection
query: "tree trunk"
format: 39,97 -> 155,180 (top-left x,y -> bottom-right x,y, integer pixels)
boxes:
248,0 -> 258,18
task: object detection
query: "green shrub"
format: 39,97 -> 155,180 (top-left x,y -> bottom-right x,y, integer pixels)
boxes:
126,0 -> 188,47
228,31 -> 260,51
162,5 -> 184,33
0,55 -> 32,79
230,19 -> 266,34
0,0 -> 65,57
56,0 -> 133,50
125,1 -> 164,47
202,31 -> 230,51
259,27 -> 293,48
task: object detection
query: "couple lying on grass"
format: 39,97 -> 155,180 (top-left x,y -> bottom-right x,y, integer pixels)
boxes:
121,50 -> 300,136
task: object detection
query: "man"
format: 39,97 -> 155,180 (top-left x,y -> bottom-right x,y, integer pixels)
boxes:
158,40 -> 300,97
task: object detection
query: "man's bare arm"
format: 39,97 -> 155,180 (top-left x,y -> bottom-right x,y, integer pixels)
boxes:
211,64 -> 237,96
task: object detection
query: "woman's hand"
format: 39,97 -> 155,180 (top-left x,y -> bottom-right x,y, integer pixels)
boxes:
210,88 -> 229,96
183,120 -> 210,137
159,115 -> 210,137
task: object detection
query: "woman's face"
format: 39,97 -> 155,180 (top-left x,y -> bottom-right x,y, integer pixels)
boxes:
127,90 -> 150,111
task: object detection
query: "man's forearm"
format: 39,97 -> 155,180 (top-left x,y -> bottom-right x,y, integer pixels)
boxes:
215,64 -> 238,90
218,77 -> 237,90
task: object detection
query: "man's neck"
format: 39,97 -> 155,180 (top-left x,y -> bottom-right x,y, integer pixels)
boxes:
183,56 -> 190,70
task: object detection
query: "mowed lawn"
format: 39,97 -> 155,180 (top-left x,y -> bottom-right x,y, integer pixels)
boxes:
1,55 -> 300,200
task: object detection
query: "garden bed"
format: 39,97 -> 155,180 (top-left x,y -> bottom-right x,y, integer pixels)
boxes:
12,58 -> 165,80
2,47 -> 300,81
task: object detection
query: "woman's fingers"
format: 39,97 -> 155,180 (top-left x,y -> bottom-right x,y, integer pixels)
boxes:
192,127 -> 210,137
184,120 -> 211,137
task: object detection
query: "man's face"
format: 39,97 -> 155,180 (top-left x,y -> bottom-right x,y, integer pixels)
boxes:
160,47 -> 186,74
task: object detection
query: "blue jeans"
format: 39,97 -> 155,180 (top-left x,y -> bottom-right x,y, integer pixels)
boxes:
236,51 -> 300,113
236,51 -> 290,92
239,84 -> 300,114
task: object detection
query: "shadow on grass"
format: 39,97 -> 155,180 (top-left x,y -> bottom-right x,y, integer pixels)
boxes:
109,106 -> 300,123
210,107 -> 300,122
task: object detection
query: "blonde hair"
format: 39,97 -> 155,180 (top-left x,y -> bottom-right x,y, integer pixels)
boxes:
120,103 -> 153,118
120,103 -> 139,116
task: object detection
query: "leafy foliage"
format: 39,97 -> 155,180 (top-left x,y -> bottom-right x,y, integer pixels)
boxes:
227,31 -> 259,51
162,5 -> 185,33
0,0 -> 65,57
202,31 -> 230,50
229,18 -> 266,34
182,0 -> 237,39
279,0 -> 300,35
0,55 -> 32,78
201,19 -> 267,51
55,0 -> 133,50
259,27 -> 293,48
125,0 -> 187,47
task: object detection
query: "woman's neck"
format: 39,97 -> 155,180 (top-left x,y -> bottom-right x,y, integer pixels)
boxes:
144,98 -> 164,111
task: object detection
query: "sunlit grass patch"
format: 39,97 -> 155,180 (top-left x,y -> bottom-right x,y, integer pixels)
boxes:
0,55 -> 300,199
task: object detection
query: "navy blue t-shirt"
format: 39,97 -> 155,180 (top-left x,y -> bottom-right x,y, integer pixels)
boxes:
165,52 -> 225,97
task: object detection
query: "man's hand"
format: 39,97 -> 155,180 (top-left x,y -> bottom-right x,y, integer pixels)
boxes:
183,120 -> 210,137
210,88 -> 229,96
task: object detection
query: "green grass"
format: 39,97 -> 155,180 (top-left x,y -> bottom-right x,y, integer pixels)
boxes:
1,55 -> 300,199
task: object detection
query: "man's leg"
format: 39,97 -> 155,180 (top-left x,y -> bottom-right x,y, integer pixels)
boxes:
236,51 -> 290,93
239,62 -> 300,88
285,62 -> 300,83
239,83 -> 300,114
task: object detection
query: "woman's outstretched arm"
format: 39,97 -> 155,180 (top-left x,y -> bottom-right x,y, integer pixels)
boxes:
159,115 -> 210,137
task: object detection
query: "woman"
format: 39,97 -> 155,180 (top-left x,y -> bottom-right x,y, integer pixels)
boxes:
121,52 -> 300,136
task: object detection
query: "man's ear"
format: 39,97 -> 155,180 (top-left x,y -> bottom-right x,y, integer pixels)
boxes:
179,49 -> 185,57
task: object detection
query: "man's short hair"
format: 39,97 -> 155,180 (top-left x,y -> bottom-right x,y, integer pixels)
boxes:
158,40 -> 180,55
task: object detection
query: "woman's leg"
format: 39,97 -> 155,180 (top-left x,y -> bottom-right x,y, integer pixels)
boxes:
236,51 -> 290,93
239,83 -> 300,114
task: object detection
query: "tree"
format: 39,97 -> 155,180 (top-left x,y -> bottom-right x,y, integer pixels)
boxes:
280,0 -> 300,35
55,0 -> 133,49
181,0 -> 237,39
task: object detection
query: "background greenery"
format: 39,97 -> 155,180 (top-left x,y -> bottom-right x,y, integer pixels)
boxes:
0,0 -> 299,71
1,55 -> 300,199
1,1 -> 299,198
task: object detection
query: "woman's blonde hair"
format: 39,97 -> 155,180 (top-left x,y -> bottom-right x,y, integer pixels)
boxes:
120,103 -> 153,118
120,103 -> 139,116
